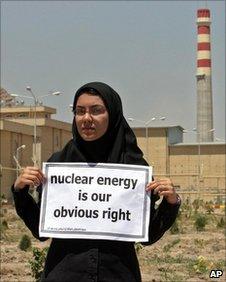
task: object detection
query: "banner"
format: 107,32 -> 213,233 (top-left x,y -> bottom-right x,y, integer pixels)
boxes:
39,163 -> 152,242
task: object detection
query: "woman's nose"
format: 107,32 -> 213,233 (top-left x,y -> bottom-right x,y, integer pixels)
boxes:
83,112 -> 93,121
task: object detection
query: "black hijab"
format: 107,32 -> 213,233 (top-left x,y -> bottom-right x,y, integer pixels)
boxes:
49,82 -> 148,166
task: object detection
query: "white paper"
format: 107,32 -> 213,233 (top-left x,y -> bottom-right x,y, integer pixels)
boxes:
39,163 -> 152,242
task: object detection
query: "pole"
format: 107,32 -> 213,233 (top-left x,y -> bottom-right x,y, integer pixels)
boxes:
26,87 -> 37,166
198,135 -> 201,199
33,99 -> 37,166
145,125 -> 149,162
16,148 -> 19,177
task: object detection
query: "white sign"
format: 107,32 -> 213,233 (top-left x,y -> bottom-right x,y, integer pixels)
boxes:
39,163 -> 152,242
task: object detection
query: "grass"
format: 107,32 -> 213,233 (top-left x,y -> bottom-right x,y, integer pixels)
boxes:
137,199 -> 225,281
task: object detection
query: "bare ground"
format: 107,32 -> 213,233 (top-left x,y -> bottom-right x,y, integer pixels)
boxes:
1,203 -> 225,282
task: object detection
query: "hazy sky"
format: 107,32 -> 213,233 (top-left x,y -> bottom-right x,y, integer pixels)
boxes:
1,0 -> 225,142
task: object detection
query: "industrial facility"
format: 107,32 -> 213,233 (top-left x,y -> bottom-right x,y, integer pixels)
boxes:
0,8 -> 225,202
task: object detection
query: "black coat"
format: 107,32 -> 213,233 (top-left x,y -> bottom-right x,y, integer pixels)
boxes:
12,181 -> 180,282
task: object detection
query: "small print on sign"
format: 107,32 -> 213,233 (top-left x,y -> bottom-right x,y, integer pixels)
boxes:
39,162 -> 152,242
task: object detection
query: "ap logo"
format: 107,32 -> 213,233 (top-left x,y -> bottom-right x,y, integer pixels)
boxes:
209,270 -> 223,278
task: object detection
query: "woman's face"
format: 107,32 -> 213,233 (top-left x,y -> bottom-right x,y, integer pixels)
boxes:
75,93 -> 109,141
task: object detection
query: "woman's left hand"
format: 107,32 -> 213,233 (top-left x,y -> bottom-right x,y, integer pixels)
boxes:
146,178 -> 178,204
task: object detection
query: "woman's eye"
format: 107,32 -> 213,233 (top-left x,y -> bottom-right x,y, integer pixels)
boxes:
75,108 -> 85,115
91,106 -> 106,115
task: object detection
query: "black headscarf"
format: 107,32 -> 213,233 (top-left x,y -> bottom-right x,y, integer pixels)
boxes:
49,82 -> 148,166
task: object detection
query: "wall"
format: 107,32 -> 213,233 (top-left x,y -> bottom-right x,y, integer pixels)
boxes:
40,126 -> 72,162
169,144 -> 225,199
0,124 -> 34,200
133,127 -> 169,175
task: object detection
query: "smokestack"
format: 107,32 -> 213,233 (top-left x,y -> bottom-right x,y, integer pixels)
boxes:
196,8 -> 214,142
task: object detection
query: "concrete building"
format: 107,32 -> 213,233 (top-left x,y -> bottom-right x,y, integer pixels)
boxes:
0,106 -> 72,199
133,127 -> 225,202
0,105 -> 72,164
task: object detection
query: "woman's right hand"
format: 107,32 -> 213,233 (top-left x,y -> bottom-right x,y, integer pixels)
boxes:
14,166 -> 45,190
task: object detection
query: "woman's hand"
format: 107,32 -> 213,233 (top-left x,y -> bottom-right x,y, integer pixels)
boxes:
14,166 -> 45,190
146,178 -> 178,204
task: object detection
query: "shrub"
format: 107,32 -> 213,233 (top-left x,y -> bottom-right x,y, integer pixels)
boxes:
192,256 -> 212,274
170,220 -> 180,234
29,247 -> 49,282
135,242 -> 143,254
1,193 -> 8,204
192,199 -> 204,213
194,214 -> 207,231
194,238 -> 205,248
0,219 -> 8,239
1,219 -> 8,229
18,234 -> 31,251
163,238 -> 181,252
205,202 -> 214,214
217,217 -> 225,228
0,208 -> 7,217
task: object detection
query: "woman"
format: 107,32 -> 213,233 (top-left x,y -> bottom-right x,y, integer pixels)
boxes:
12,82 -> 180,282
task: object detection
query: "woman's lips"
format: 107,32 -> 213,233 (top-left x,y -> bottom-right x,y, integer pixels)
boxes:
82,128 -> 95,133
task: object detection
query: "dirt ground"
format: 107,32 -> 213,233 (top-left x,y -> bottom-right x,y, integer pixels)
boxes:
1,202 -> 225,282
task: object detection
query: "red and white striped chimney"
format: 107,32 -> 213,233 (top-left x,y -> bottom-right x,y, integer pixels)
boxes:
197,9 -> 211,76
196,8 -> 214,142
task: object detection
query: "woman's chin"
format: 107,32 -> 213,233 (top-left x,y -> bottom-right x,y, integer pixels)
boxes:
81,134 -> 98,141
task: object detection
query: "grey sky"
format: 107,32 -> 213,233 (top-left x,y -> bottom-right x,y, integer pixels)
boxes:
1,0 -> 225,142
